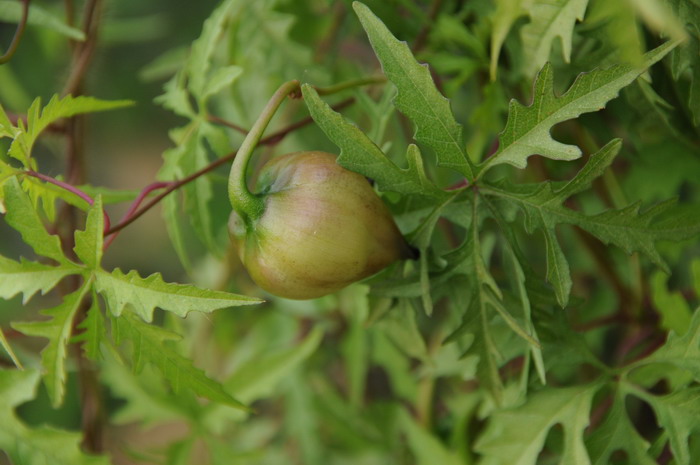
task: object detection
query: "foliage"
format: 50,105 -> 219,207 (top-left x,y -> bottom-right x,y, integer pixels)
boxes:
1,0 -> 699,464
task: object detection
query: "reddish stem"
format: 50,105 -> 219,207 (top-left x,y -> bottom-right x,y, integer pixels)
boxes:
23,170 -> 111,232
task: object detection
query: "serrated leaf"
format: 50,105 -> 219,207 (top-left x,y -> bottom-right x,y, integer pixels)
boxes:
73,195 -> 104,269
114,312 -> 248,410
94,268 -> 261,322
353,2 -> 474,179
520,0 -> 589,77
202,65 -> 243,102
72,292 -> 105,361
0,369 -> 110,465
0,255 -> 79,304
9,95 -> 133,167
3,176 -> 68,264
476,384 -> 600,465
0,1 -> 86,40
12,282 -> 91,407
302,84 -> 445,198
186,0 -> 240,99
479,41 -> 678,174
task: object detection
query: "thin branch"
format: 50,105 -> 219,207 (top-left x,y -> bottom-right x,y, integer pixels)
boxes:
0,0 -> 30,64
412,0 -> 443,53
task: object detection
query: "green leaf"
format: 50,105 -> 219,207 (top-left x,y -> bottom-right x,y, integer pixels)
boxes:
353,1 -> 474,179
489,0 -> 530,79
94,268 -> 261,322
73,195 -> 104,269
12,282 -> 91,408
586,394 -> 656,465
0,327 -> 22,369
400,408 -> 463,465
650,270 -> 693,335
113,312 -> 248,410
639,309 -> 700,382
186,0 -> 240,100
0,1 -> 86,40
476,384 -> 600,465
0,369 -> 110,465
9,95 -> 133,167
301,84 -> 445,198
0,255 -> 79,303
3,176 -> 68,264
642,388 -> 700,465
479,41 -> 678,174
520,0 -> 589,77
223,326 -> 324,404
72,292 -> 106,361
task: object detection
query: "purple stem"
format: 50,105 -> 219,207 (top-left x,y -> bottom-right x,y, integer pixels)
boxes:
102,181 -> 170,249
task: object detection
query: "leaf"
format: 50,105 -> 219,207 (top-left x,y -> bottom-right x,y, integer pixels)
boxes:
0,327 -> 22,369
483,139 -> 621,306
520,0 -> 589,77
399,408 -> 463,465
0,369 -> 110,465
353,1 -> 474,179
0,255 -> 79,304
301,84 -> 445,198
475,384 -> 600,465
9,95 -> 133,167
639,309 -> 700,382
650,270 -> 693,335
0,1 -> 86,40
223,327 -> 324,403
3,176 -> 68,264
94,268 -> 261,322
113,312 -> 248,410
73,195 -> 104,269
72,292 -> 106,361
586,394 -> 656,465
12,282 -> 91,408
489,0 -> 531,79
643,388 -> 700,465
479,40 -> 678,174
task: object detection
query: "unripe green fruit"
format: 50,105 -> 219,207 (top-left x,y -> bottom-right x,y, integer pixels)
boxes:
229,151 -> 411,300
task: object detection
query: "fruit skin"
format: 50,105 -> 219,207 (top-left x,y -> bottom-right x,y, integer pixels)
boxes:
229,151 -> 412,300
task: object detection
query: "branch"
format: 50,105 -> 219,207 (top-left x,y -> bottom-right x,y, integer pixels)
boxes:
0,0 -> 30,65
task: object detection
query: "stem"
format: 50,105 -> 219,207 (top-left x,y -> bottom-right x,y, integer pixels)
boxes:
0,0 -> 30,65
105,98 -> 356,241
228,80 -> 301,220
314,75 -> 386,95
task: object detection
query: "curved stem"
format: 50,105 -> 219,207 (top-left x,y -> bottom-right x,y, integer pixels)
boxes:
0,0 -> 30,64
314,75 -> 386,95
228,80 -> 301,220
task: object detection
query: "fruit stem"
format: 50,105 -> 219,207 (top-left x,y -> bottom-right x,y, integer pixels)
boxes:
228,80 -> 301,220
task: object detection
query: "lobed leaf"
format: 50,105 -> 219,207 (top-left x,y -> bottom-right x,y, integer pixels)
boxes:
73,196 -> 104,269
113,312 -> 248,410
0,255 -> 79,304
476,384 -> 600,465
12,283 -> 91,408
72,292 -> 106,361
302,84 -> 445,198
94,268 -> 261,322
3,176 -> 69,264
8,95 -> 133,167
520,0 -> 589,77
0,1 -> 86,40
353,1 -> 474,179
479,40 -> 678,174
